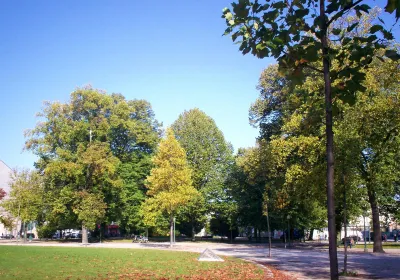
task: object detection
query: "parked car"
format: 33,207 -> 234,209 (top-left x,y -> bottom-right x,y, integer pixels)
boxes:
1,234 -> 14,239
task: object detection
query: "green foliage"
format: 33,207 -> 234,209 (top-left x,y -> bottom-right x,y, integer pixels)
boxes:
171,108 -> 233,192
141,128 -> 198,229
36,224 -> 57,239
223,1 -> 398,102
25,86 -> 161,234
1,168 -> 44,223
248,56 -> 400,247
171,108 -> 234,236
227,148 -> 268,233
335,60 -> 400,236
385,0 -> 400,19
0,215 -> 14,231
72,191 -> 107,230
209,216 -> 239,239
224,2 -> 399,259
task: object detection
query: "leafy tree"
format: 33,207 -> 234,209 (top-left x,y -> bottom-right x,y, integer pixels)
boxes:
141,128 -> 198,247
248,64 -> 329,236
232,147 -> 269,240
0,187 -> 13,232
252,55 -> 400,252
171,108 -> 233,239
106,94 -> 161,234
26,87 -> 161,241
73,191 -> 107,231
223,2 -> 399,277
1,168 -> 44,241
209,215 -> 239,240
336,64 -> 400,251
253,58 -> 400,248
25,87 -> 130,243
175,194 -> 208,240
0,215 -> 14,232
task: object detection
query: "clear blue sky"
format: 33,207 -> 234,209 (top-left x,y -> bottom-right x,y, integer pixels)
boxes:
0,0 -> 272,169
0,1 -> 398,169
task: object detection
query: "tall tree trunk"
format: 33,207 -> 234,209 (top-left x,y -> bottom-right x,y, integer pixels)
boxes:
367,185 -> 384,253
23,221 -> 27,243
343,186 -> 348,274
191,220 -> 196,242
82,224 -> 88,244
320,1 -> 338,278
308,228 -> 314,241
266,205 -> 272,257
170,214 -> 173,248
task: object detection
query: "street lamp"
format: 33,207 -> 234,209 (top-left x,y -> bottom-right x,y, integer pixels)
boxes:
287,215 -> 291,248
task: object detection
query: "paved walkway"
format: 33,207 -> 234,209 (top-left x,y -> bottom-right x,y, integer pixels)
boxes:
1,240 -> 399,279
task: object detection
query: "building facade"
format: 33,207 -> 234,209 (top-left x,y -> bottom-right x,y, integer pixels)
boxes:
0,160 -> 14,236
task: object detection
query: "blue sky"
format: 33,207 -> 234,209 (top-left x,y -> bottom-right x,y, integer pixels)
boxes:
0,0 -> 272,168
0,1 -> 398,169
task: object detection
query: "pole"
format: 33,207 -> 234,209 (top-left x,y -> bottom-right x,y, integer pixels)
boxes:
287,215 -> 291,248
284,218 -> 287,249
363,215 -> 368,252
17,202 -> 21,244
173,217 -> 176,244
266,206 -> 272,258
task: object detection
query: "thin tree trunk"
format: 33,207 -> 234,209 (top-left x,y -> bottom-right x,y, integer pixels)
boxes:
82,224 -> 88,244
267,211 -> 272,257
343,187 -> 348,274
320,1 -> 338,278
23,222 -> 27,243
170,214 -> 173,248
367,186 -> 384,253
283,221 -> 287,249
191,221 -> 196,242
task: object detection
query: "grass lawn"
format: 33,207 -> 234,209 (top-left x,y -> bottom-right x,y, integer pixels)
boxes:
353,242 -> 400,249
0,245 -> 287,279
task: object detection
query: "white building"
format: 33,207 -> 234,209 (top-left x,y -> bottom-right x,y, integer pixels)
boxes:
311,215 -> 400,241
0,160 -> 16,236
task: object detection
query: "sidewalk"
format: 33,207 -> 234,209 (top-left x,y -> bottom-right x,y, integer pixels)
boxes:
1,239 -> 399,279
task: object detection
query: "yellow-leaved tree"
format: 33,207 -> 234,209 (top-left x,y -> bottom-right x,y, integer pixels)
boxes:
142,128 -> 198,247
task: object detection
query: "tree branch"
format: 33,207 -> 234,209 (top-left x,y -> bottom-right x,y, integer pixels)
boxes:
327,0 -> 363,27
303,63 -> 324,74
282,50 -> 324,74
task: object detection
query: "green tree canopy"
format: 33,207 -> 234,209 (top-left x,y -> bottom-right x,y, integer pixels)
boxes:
1,168 -> 45,238
141,128 -> 198,246
25,86 -> 161,242
171,108 -> 234,239
223,2 -> 399,277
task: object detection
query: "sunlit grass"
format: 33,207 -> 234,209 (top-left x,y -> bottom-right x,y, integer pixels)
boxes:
353,242 -> 400,249
0,245 -> 267,279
